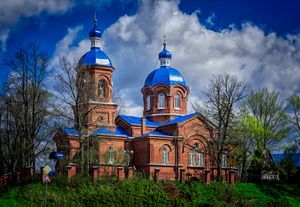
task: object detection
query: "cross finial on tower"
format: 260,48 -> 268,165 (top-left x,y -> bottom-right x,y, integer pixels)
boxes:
163,34 -> 167,49
93,10 -> 97,25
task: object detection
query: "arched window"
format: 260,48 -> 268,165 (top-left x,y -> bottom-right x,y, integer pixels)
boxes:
174,93 -> 180,109
158,93 -> 165,109
98,79 -> 107,98
198,153 -> 204,167
146,95 -> 151,110
108,147 -> 115,164
162,148 -> 169,164
189,150 -> 196,166
221,154 -> 227,168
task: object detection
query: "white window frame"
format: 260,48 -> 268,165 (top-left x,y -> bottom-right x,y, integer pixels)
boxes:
221,154 -> 227,168
108,147 -> 115,164
162,148 -> 169,164
198,153 -> 204,167
189,150 -> 196,166
146,95 -> 151,110
174,93 -> 180,109
158,93 -> 165,109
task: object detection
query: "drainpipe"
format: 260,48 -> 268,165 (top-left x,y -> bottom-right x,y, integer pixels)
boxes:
175,136 -> 179,181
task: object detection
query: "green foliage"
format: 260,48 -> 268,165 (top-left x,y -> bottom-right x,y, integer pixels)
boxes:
0,188 -> 18,207
287,95 -> 300,140
277,144 -> 299,183
1,178 -> 300,207
243,88 -> 289,150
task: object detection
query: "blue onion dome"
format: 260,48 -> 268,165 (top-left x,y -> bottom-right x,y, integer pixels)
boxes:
89,14 -> 102,38
144,67 -> 188,88
79,48 -> 112,66
89,25 -> 102,38
159,41 -> 172,59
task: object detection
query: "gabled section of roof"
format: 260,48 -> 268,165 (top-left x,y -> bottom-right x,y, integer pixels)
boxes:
60,127 -> 78,136
272,153 -> 300,167
118,115 -> 159,127
160,113 -> 196,127
143,131 -> 173,137
91,127 -> 130,138
159,112 -> 216,128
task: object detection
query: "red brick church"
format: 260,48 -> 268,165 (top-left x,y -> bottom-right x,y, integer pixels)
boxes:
54,17 -> 237,183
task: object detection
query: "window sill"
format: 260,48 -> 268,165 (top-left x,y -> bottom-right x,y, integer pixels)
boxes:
146,163 -> 183,167
187,165 -> 206,168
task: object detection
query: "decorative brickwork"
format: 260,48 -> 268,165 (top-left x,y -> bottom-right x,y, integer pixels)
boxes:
77,65 -> 117,132
142,84 -> 189,124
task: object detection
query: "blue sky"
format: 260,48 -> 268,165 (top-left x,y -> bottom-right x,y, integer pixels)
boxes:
1,0 -> 300,115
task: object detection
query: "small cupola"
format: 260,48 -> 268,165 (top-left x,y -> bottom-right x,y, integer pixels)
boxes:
89,13 -> 102,48
158,37 -> 172,67
78,13 -> 112,67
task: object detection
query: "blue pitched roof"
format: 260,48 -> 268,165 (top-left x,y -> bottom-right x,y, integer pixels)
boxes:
143,131 -> 173,137
144,66 -> 188,88
61,127 -> 78,136
118,115 -> 159,127
272,153 -> 300,167
91,127 -> 130,137
160,113 -> 196,127
79,48 -> 112,66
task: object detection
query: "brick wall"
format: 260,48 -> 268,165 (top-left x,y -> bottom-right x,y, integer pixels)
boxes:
141,84 -> 189,124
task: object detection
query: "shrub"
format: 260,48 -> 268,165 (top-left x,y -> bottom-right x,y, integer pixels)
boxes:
1,178 -> 300,207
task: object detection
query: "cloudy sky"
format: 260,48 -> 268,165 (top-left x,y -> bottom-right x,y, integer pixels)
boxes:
0,0 -> 300,116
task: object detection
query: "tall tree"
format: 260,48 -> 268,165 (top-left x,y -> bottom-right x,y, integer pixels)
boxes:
243,88 -> 289,181
229,113 -> 256,181
287,95 -> 300,147
0,43 -> 53,172
199,73 -> 249,181
0,98 -> 19,174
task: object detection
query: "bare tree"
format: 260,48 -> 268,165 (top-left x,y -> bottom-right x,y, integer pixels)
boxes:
0,98 -> 20,173
113,89 -> 127,115
0,43 -> 53,172
196,73 -> 249,181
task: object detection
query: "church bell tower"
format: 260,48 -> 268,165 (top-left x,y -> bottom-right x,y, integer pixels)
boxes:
76,14 -> 117,132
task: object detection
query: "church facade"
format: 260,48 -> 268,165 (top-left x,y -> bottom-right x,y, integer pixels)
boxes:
55,17 -> 237,182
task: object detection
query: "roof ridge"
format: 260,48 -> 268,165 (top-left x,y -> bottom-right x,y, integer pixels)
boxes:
160,113 -> 196,127
118,114 -> 159,127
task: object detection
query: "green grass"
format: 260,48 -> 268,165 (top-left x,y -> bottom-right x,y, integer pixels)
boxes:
0,177 -> 299,207
0,188 -> 18,207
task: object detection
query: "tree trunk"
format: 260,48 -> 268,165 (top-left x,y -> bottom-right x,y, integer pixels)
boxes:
217,152 -> 222,181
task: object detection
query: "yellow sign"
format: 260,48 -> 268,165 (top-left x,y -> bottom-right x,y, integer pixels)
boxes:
43,165 -> 52,175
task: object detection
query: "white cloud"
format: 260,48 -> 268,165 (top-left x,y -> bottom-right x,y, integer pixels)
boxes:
50,25 -> 89,69
206,12 -> 216,26
0,0 -> 73,51
52,0 -> 300,117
